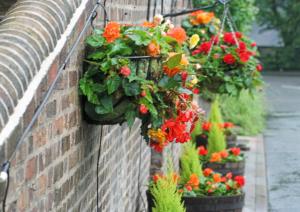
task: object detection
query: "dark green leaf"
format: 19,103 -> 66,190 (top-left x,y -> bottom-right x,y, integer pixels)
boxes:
86,35 -> 105,47
122,80 -> 141,96
107,75 -> 121,94
125,110 -> 136,127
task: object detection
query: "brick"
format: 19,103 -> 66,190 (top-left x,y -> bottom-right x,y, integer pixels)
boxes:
52,116 -> 64,136
46,100 -> 57,118
61,135 -> 70,154
32,128 -> 47,148
25,157 -> 37,181
38,175 -> 47,195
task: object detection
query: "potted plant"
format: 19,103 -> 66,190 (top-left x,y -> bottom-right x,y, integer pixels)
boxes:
198,99 -> 245,176
148,161 -> 185,212
80,17 -> 203,151
179,143 -> 245,212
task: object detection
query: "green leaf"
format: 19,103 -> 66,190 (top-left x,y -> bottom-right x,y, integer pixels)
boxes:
158,76 -> 180,89
110,40 -> 132,56
125,110 -> 136,127
95,95 -> 113,114
107,75 -> 121,94
139,98 -> 158,118
86,35 -> 105,47
122,80 -> 141,96
87,51 -> 106,60
79,78 -> 107,104
125,29 -> 152,46
165,53 -> 182,69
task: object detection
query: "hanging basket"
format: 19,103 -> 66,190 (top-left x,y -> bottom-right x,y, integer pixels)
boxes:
146,190 -> 245,212
83,56 -> 162,125
203,159 -> 245,177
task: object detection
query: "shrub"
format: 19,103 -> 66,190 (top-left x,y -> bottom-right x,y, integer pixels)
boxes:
150,164 -> 185,212
207,122 -> 227,155
180,142 -> 203,184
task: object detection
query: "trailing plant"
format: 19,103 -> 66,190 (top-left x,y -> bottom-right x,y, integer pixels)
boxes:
80,16 -> 203,152
220,89 -> 266,135
180,142 -> 203,184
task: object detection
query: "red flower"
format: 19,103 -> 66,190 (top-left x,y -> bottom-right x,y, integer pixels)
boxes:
239,51 -> 252,63
103,22 -> 121,43
203,168 -> 213,177
226,172 -> 233,179
140,90 -> 146,97
223,122 -> 234,128
120,66 -> 131,77
167,27 -> 187,44
256,64 -> 263,72
238,41 -> 247,51
220,150 -> 229,158
223,54 -> 236,65
139,104 -> 148,114
223,32 -> 242,45
202,122 -> 212,131
234,176 -> 245,187
195,41 -> 212,55
181,71 -> 188,82
251,42 -> 257,47
161,118 -> 190,143
230,147 -> 241,156
185,185 -> 193,191
210,35 -> 219,44
153,174 -> 160,183
198,146 -> 208,156
192,88 -> 200,94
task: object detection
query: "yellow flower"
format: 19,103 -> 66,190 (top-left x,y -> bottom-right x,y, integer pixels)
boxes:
190,75 -> 199,86
148,129 -> 166,144
189,34 -> 200,49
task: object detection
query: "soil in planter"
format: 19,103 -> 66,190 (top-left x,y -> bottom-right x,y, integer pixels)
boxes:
203,159 -> 245,176
146,190 -> 245,212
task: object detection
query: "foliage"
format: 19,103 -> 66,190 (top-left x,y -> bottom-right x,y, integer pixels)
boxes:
193,0 -> 258,33
207,122 -> 226,155
180,142 -> 203,184
190,31 -> 263,96
220,89 -> 266,135
80,18 -> 204,152
209,98 -> 223,123
198,146 -> 244,163
256,0 -> 300,47
150,165 -> 185,212
178,170 -> 245,197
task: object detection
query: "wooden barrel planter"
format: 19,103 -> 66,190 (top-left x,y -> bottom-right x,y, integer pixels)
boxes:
226,134 -> 237,148
147,191 -> 245,212
203,159 -> 245,176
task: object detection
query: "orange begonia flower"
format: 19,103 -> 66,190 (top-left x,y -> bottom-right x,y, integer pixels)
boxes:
186,174 -> 200,189
163,66 -> 181,77
103,22 -> 121,43
166,27 -> 187,45
210,152 -> 222,162
213,173 -> 222,183
147,42 -> 160,57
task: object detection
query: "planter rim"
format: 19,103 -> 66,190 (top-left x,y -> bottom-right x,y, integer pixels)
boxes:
182,192 -> 245,200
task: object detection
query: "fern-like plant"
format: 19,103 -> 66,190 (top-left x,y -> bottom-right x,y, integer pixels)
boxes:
207,122 -> 226,155
209,97 -> 224,124
180,142 -> 203,184
150,164 -> 186,212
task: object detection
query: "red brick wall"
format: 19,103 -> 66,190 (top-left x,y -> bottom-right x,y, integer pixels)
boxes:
2,0 -> 189,211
